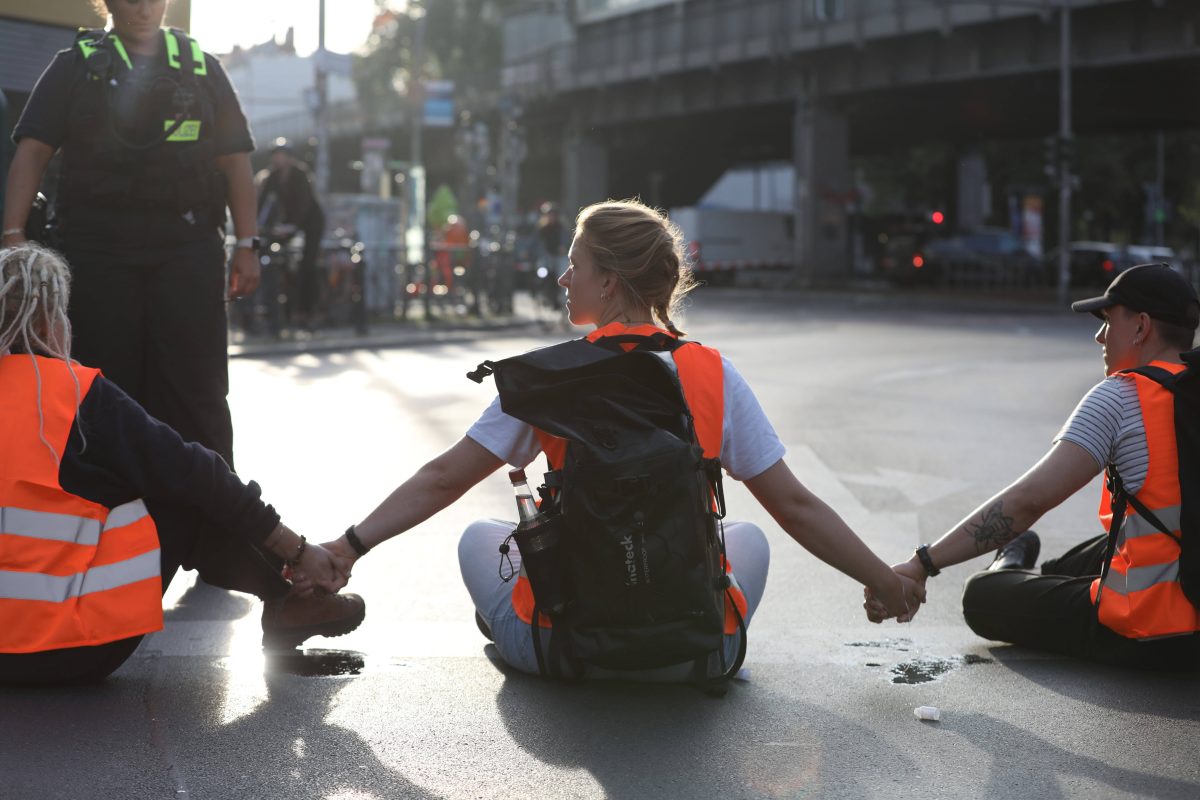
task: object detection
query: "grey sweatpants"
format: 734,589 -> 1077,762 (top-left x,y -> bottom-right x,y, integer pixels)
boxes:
458,519 -> 770,681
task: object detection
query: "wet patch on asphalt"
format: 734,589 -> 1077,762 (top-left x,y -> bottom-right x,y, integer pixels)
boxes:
267,648 -> 367,677
890,655 -> 995,684
843,639 -> 994,684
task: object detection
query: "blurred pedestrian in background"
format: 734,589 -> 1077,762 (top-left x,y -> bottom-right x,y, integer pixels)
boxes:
534,202 -> 566,328
1,0 -> 259,469
257,138 -> 325,331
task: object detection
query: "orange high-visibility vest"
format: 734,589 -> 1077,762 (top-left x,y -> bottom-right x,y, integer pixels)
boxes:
1091,362 -> 1200,640
0,355 -> 162,653
512,323 -> 749,633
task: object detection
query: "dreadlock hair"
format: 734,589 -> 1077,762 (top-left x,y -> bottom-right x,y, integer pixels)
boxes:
574,199 -> 697,336
0,243 -> 86,463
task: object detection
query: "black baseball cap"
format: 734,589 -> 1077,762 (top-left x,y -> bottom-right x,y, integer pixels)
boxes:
1071,263 -> 1200,330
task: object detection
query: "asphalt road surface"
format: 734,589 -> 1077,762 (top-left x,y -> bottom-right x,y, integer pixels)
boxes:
4,288 -> 1198,800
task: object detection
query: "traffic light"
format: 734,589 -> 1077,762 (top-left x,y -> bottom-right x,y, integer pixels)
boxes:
1043,135 -> 1075,173
930,210 -> 945,225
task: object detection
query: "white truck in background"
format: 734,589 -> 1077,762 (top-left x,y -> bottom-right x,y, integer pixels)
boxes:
668,206 -> 795,286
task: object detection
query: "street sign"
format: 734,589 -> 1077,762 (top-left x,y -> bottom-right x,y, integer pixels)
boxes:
423,80 -> 455,128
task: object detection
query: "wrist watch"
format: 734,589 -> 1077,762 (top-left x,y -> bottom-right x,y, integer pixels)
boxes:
234,236 -> 262,252
915,544 -> 940,578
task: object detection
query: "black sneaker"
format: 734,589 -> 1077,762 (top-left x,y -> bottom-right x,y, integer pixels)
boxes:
987,530 -> 1041,572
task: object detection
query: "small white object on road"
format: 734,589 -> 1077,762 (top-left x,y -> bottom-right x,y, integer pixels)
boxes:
735,667 -> 751,681
914,706 -> 941,721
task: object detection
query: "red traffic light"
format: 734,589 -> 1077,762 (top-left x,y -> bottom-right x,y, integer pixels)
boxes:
930,210 -> 945,225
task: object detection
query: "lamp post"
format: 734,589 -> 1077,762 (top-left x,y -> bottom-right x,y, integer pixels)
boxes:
410,7 -> 430,320
1056,0 -> 1072,306
314,0 -> 330,196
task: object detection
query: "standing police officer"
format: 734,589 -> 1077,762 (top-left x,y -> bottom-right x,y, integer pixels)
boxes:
2,0 -> 258,469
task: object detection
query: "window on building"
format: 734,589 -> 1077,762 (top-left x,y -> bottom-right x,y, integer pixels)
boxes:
810,0 -> 845,22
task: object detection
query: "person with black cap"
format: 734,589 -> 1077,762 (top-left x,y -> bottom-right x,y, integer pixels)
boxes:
867,263 -> 1200,669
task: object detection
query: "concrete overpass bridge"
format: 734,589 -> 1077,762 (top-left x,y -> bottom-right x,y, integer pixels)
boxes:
502,0 -> 1200,278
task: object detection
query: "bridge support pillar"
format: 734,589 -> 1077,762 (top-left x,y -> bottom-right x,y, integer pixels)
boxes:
562,122 -> 609,223
956,150 -> 990,232
793,98 -> 851,285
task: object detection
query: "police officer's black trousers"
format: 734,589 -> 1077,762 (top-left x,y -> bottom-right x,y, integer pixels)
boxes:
962,533 -> 1200,670
64,234 -> 235,467
0,502 -> 289,686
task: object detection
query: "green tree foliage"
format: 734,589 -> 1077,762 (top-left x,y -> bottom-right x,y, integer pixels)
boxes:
427,184 -> 459,230
353,1 -> 503,127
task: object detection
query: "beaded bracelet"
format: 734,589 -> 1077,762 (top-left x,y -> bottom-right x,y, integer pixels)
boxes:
287,535 -> 308,567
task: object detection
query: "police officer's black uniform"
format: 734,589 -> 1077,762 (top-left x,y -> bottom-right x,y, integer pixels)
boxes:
14,27 -> 253,467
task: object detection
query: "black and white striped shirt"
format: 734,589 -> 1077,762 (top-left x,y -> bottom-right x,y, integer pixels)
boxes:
1055,375 -> 1148,495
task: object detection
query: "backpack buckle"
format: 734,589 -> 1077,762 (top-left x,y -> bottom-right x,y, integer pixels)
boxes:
466,361 -> 495,383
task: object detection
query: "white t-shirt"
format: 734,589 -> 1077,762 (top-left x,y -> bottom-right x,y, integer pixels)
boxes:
1054,374 -> 1148,495
466,356 -> 786,482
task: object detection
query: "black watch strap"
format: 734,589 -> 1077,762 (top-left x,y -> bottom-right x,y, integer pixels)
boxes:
345,525 -> 371,557
915,544 -> 940,578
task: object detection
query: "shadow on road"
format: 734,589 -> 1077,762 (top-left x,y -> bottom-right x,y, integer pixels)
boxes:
151,660 -> 442,799
947,711 -> 1200,800
989,646 -> 1200,721
493,665 -> 922,800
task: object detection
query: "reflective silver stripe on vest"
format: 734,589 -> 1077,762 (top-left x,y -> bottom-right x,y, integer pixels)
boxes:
0,507 -> 101,546
0,549 -> 161,602
0,499 -> 150,546
1102,561 -> 1181,597
103,500 -> 151,532
1121,505 -> 1182,541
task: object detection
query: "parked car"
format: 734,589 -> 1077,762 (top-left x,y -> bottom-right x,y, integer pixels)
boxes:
1044,241 -> 1130,288
920,228 -> 1042,286
866,213 -> 940,285
877,231 -> 937,284
1124,244 -> 1180,272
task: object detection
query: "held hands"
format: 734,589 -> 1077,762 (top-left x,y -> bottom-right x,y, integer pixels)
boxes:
863,560 -> 927,624
288,541 -> 350,597
320,536 -> 361,582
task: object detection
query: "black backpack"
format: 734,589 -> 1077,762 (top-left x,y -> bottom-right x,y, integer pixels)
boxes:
469,333 -> 746,689
1105,347 -> 1200,609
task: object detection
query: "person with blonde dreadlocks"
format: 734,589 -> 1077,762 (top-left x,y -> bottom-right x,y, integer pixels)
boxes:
0,244 -> 364,685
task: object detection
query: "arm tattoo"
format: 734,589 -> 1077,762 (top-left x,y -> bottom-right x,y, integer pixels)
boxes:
965,500 -> 1017,554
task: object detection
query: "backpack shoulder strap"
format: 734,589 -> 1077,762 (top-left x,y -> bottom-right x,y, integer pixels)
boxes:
1121,364 -> 1180,392
590,332 -> 683,354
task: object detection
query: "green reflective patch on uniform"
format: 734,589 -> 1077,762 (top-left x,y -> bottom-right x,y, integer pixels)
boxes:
189,39 -> 208,76
164,29 -> 181,70
164,120 -> 201,142
109,35 -> 133,71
